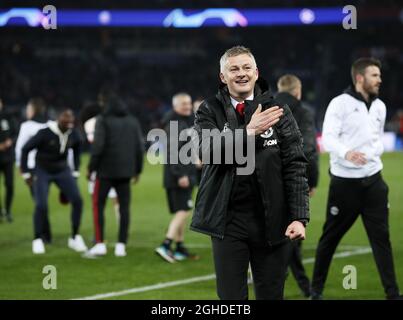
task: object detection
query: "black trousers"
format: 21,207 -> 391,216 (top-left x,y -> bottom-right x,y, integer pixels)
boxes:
92,178 -> 131,244
289,240 -> 311,294
0,161 -> 14,215
312,172 -> 400,297
28,175 -> 52,242
211,209 -> 290,300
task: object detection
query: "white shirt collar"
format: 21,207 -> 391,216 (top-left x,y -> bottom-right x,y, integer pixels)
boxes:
230,93 -> 254,109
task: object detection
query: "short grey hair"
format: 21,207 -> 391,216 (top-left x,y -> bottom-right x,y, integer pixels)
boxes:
220,46 -> 257,73
172,92 -> 191,107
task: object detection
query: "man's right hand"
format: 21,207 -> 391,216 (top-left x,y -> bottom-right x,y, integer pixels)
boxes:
345,150 -> 367,166
22,173 -> 33,187
178,176 -> 190,188
246,104 -> 283,136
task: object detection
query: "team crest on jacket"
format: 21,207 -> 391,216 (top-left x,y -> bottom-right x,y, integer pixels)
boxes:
260,127 -> 273,138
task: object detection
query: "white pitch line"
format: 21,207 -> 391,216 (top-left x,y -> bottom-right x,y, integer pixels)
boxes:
73,247 -> 371,300
73,274 -> 216,300
117,243 -> 368,250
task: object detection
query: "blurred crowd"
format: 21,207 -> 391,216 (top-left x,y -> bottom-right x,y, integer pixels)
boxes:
0,21 -> 402,134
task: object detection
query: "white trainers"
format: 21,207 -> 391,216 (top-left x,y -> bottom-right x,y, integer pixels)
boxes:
87,243 -> 107,256
32,238 -> 45,254
115,243 -> 126,257
68,235 -> 88,253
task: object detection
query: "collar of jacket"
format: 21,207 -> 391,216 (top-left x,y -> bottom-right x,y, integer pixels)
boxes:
48,121 -> 72,154
275,92 -> 300,112
344,85 -> 378,109
31,114 -> 48,124
215,78 -> 273,129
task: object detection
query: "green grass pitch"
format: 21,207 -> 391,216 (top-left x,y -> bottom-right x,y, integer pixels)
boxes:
0,153 -> 402,300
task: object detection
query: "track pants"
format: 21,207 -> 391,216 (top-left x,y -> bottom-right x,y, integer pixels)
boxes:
28,173 -> 52,242
92,178 -> 131,244
33,167 -> 82,239
312,172 -> 400,298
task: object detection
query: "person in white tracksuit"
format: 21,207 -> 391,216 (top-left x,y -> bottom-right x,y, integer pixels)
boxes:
15,98 -> 51,241
311,57 -> 402,300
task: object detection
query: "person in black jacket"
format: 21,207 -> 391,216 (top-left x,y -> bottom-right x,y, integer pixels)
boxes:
276,74 -> 319,298
191,46 -> 309,300
155,93 -> 199,263
21,109 -> 86,254
0,98 -> 16,223
87,94 -> 144,257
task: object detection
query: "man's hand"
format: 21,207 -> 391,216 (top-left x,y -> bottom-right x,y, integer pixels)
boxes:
178,176 -> 190,188
345,150 -> 367,166
246,104 -> 283,136
309,187 -> 316,198
86,170 -> 93,181
25,177 -> 33,187
285,221 -> 306,241
132,175 -> 140,184
4,138 -> 12,149
195,158 -> 203,169
0,138 -> 13,151
22,173 -> 33,187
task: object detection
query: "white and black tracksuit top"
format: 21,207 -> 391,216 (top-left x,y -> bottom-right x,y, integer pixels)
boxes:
322,88 -> 386,178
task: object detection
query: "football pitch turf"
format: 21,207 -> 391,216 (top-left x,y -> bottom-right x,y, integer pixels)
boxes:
0,153 -> 402,300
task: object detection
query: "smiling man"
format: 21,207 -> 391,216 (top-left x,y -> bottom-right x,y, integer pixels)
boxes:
191,46 -> 309,300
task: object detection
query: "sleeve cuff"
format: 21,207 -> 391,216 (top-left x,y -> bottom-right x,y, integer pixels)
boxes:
295,219 -> 309,227
22,172 -> 32,180
338,146 -> 350,160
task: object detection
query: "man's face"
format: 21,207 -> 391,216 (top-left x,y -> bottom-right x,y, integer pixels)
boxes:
26,103 -> 34,119
174,96 -> 193,116
58,110 -> 75,132
220,54 -> 258,98
361,65 -> 382,96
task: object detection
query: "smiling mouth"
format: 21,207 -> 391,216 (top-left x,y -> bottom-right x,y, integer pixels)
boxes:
236,79 -> 249,85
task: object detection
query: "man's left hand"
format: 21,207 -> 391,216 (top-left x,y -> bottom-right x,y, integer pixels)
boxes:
309,187 -> 316,198
285,221 -> 306,241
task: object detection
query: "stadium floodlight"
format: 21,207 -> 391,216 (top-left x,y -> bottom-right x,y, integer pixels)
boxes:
0,8 -> 44,27
162,9 -> 248,28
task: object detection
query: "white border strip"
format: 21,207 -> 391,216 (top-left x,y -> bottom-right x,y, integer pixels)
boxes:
73,247 -> 371,300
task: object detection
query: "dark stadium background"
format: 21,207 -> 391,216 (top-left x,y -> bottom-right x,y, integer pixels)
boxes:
1,0 -> 402,135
